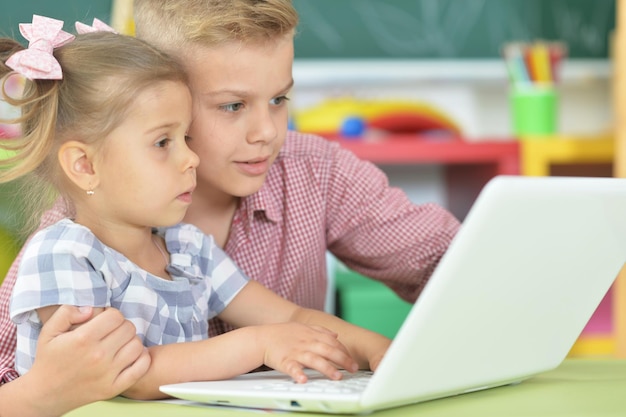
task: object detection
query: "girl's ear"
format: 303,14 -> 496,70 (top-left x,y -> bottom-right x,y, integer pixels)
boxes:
58,141 -> 99,193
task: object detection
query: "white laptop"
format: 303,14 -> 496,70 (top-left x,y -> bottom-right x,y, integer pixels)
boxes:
161,175 -> 626,414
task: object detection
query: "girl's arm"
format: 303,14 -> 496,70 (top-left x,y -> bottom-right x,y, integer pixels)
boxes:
124,320 -> 355,399
221,281 -> 391,372
122,281 -> 391,400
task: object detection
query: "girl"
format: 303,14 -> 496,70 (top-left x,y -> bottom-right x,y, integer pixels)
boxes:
0,15 -> 390,401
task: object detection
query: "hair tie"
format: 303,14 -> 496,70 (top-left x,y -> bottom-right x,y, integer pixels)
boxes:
5,15 -> 74,80
75,18 -> 117,35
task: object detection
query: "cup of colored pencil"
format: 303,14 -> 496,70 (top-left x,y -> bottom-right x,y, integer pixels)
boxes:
503,41 -> 568,137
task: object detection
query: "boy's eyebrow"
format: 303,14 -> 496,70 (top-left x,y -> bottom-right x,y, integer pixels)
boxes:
205,79 -> 295,97
281,79 -> 295,93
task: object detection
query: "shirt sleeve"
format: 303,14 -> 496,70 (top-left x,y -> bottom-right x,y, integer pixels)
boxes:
0,305 -> 18,382
0,250 -> 18,385
10,223 -> 110,325
323,143 -> 461,302
164,224 -> 249,317
0,366 -> 18,385
205,241 -> 250,314
0,199 -> 72,383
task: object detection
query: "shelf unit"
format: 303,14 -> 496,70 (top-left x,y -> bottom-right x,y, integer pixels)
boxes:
520,134 -> 617,357
521,134 -> 614,177
613,0 -> 626,360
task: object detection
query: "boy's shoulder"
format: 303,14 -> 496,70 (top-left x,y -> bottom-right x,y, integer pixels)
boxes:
279,130 -> 341,160
276,131 -> 368,175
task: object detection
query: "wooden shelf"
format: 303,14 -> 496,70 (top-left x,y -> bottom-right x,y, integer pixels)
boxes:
328,136 -> 519,169
520,134 -> 614,176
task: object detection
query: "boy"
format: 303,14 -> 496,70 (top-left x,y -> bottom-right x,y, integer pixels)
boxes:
0,1 -> 459,414
131,0 -> 460,336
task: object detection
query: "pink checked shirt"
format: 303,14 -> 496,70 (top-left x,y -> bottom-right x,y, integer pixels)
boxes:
0,132 -> 460,383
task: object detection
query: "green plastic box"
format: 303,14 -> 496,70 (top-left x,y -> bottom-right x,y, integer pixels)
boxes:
334,262 -> 412,339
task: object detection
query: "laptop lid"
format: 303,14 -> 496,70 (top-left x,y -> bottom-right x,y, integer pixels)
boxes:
161,175 -> 626,413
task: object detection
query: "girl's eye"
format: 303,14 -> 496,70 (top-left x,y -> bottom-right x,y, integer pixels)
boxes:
156,138 -> 171,148
220,102 -> 244,112
271,95 -> 290,106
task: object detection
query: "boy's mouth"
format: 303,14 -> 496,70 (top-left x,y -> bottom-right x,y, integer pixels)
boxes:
235,156 -> 270,175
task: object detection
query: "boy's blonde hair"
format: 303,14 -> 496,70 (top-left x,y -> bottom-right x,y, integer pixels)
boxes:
134,0 -> 299,57
0,32 -> 187,234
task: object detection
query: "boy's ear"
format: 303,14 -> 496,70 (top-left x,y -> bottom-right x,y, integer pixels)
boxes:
58,141 -> 99,193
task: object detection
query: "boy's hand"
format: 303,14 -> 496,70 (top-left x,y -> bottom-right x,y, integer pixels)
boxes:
364,337 -> 390,371
356,331 -> 392,372
26,306 -> 151,415
258,323 -> 359,383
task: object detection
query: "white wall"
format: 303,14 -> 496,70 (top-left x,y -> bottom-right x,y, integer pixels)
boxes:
291,59 -> 612,209
292,59 -> 612,139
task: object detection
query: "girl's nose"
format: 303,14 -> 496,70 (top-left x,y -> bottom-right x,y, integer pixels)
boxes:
183,142 -> 200,171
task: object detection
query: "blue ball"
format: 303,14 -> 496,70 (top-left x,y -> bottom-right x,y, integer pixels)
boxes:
340,116 -> 366,138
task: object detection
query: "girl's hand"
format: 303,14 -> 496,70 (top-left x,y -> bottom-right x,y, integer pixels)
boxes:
257,323 -> 359,383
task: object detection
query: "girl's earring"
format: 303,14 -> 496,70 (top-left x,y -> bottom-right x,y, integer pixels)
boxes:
86,189 -> 95,196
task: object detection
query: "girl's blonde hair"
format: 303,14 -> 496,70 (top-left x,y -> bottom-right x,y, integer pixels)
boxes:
134,0 -> 299,57
0,32 -> 188,235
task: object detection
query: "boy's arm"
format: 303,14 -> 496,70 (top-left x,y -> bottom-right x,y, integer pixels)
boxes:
1,306 -> 149,417
323,140 -> 460,302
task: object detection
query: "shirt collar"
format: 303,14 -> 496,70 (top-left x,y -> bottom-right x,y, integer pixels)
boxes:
240,167 -> 283,224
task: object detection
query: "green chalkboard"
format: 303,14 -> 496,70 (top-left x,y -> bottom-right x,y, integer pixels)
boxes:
0,0 -> 112,39
293,0 -> 615,59
1,1 -> 615,58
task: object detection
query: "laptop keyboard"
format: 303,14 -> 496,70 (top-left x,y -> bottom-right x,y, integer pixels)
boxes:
253,370 -> 373,394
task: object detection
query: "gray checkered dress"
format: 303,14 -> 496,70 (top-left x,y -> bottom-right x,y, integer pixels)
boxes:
10,219 -> 250,375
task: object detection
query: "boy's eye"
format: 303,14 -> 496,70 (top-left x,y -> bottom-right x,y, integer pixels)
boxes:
271,96 -> 290,106
221,102 -> 244,112
185,135 -> 192,142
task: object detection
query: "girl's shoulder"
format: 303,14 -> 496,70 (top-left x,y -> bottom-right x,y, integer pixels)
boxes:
20,219 -> 112,274
158,223 -> 215,259
29,218 -> 101,253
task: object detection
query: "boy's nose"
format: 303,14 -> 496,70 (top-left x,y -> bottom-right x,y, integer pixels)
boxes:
248,109 -> 278,144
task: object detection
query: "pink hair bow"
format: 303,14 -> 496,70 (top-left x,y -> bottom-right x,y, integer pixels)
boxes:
75,18 -> 117,35
5,15 -> 75,80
